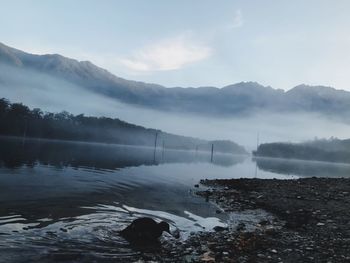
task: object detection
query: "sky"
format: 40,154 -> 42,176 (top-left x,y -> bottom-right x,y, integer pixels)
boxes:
1,0 -> 350,90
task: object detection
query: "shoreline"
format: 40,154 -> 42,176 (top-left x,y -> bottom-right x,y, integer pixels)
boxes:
157,177 -> 350,262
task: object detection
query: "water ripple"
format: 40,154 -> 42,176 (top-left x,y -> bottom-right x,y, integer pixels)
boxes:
0,203 -> 228,262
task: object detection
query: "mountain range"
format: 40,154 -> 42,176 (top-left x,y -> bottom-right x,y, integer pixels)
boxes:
1,42 -> 350,117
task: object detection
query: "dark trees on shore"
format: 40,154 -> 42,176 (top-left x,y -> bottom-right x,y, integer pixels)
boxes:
0,98 -> 246,154
0,98 -> 158,146
254,141 -> 350,163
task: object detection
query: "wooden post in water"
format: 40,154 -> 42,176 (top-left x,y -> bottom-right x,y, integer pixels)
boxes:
22,118 -> 28,145
153,131 -> 159,163
154,131 -> 159,150
211,143 -> 214,162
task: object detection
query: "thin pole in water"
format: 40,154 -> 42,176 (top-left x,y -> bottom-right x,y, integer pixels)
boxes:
153,131 -> 159,163
255,132 -> 259,177
154,131 -> 159,150
211,143 -> 214,162
254,161 -> 258,178
22,118 -> 28,145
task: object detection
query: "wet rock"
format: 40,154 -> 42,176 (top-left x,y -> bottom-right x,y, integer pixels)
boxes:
236,222 -> 246,231
200,251 -> 215,262
213,226 -> 228,232
259,219 -> 270,226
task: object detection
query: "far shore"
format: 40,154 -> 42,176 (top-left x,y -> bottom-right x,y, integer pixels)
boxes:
0,135 -> 247,156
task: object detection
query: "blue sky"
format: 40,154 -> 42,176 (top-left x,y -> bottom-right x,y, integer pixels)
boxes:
1,0 -> 350,90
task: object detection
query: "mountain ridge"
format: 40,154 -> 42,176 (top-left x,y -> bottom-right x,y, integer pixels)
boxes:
1,42 -> 350,117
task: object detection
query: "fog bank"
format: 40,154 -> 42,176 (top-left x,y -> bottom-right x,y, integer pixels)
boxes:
1,64 -> 350,151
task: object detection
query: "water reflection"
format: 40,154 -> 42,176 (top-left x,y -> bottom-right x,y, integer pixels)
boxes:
0,136 -> 245,169
254,156 -> 350,178
0,137 -> 248,261
1,137 -> 349,261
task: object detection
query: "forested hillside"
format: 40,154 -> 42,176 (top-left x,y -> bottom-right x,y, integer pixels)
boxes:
0,98 -> 246,154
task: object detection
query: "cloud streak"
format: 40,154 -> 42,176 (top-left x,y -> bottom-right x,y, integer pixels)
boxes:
119,36 -> 212,72
228,9 -> 243,29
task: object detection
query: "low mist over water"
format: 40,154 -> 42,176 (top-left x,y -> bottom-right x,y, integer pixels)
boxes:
2,63 -> 350,150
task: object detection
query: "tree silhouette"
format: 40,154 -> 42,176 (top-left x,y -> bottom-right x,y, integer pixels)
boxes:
0,98 -> 246,154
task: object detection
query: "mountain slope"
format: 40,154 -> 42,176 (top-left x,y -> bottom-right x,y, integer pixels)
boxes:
1,42 -> 350,117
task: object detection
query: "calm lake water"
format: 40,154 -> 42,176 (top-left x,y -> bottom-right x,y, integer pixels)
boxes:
1,137 -> 349,262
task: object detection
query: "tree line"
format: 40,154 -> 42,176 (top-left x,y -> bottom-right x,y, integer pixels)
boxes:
0,98 -> 247,154
0,98 -> 160,146
254,141 -> 350,164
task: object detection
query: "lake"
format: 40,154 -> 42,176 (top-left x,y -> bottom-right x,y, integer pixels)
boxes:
1,137 -> 350,262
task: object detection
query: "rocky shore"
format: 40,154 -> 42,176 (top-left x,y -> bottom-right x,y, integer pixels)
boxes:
149,177 -> 350,262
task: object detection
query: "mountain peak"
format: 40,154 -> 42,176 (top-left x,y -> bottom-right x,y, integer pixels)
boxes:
287,84 -> 346,97
290,84 -> 342,92
221,82 -> 281,97
222,81 -> 266,90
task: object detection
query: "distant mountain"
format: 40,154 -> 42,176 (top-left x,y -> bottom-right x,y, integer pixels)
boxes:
1,42 -> 350,117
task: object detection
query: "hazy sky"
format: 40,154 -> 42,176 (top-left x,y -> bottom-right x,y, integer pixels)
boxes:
1,0 -> 350,90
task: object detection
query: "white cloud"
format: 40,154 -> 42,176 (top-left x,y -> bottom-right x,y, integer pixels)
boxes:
229,9 -> 243,29
119,36 -> 212,72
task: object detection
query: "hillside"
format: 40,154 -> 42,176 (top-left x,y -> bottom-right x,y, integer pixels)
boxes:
1,42 -> 350,118
0,98 -> 247,154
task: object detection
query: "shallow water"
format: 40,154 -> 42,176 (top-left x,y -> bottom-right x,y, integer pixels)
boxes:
0,137 -> 349,262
